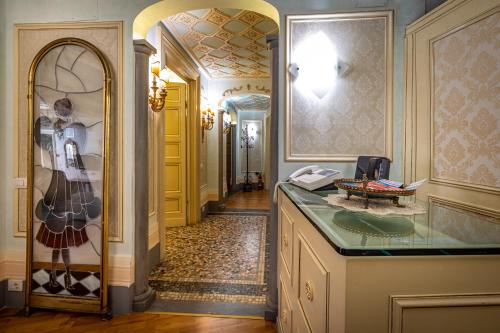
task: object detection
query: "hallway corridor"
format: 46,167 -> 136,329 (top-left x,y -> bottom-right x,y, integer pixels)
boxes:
148,213 -> 270,316
224,190 -> 270,211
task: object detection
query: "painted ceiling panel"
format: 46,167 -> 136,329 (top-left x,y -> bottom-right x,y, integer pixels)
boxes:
163,8 -> 278,79
224,94 -> 271,112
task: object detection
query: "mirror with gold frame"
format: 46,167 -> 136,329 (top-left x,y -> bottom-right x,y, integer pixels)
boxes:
25,38 -> 111,317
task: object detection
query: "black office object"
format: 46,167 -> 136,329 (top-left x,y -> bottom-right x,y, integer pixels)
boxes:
354,156 -> 391,180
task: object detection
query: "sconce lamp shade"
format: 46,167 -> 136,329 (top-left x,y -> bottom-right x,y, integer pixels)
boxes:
149,61 -> 167,112
159,68 -> 170,83
288,63 -> 300,79
336,59 -> 351,77
151,60 -> 160,77
201,107 -> 215,141
289,31 -> 352,99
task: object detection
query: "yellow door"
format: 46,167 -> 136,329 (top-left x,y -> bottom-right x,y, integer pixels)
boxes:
164,82 -> 187,227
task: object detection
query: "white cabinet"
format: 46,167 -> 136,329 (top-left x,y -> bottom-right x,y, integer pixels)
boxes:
277,189 -> 500,333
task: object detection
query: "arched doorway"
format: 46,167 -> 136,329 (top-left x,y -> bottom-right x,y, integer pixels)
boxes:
131,1 -> 279,318
133,0 -> 279,39
218,93 -> 272,210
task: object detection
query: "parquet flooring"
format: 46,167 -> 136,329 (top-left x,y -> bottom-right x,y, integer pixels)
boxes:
0,308 -> 277,333
224,190 -> 270,210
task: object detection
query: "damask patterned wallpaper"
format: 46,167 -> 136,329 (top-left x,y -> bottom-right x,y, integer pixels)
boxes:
432,12 -> 500,189
289,17 -> 388,158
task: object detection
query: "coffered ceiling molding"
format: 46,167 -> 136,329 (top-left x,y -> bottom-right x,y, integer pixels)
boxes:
223,94 -> 271,112
133,0 -> 280,39
163,8 -> 278,78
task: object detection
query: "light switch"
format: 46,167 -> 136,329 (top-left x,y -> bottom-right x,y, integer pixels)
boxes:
13,177 -> 27,189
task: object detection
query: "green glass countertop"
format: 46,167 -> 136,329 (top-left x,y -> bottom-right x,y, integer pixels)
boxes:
279,183 -> 500,256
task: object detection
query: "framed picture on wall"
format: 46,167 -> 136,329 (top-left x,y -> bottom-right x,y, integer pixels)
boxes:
25,38 -> 111,317
285,11 -> 393,161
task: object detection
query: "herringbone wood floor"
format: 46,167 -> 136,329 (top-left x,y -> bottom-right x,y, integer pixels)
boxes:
0,308 -> 277,333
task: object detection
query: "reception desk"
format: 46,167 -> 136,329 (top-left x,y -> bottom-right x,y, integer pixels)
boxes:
277,183 -> 500,333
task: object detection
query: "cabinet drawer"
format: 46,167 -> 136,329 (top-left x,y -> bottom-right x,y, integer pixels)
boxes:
294,305 -> 312,333
298,233 -> 329,333
279,277 -> 293,333
280,207 -> 294,282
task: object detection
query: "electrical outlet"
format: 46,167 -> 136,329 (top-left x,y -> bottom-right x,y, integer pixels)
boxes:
8,279 -> 23,292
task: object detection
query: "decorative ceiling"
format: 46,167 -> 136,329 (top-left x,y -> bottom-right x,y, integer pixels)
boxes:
163,8 -> 278,79
223,94 -> 271,112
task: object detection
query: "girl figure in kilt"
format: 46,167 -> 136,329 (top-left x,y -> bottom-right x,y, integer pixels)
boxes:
34,98 -> 101,291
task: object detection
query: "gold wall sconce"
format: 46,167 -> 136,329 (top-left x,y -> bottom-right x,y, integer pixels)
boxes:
149,60 -> 169,112
223,112 -> 232,134
201,107 -> 215,142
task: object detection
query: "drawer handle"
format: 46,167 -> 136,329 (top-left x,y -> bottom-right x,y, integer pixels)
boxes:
281,309 -> 287,324
283,234 -> 289,247
305,281 -> 314,301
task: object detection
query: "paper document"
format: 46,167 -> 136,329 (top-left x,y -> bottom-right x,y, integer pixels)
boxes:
405,178 -> 427,190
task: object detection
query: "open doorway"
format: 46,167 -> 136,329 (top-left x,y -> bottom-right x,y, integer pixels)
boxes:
222,94 -> 271,212
163,79 -> 188,227
143,5 -> 278,318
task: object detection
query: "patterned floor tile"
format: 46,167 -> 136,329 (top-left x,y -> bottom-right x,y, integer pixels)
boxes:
149,214 -> 269,304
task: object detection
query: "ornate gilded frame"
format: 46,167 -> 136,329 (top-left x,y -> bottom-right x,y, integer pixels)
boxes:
285,11 -> 393,162
25,38 -> 111,316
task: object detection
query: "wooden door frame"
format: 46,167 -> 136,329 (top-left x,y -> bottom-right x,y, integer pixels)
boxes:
157,24 -> 201,259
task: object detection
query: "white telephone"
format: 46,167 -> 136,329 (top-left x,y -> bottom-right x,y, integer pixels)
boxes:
273,165 -> 341,202
288,165 -> 320,181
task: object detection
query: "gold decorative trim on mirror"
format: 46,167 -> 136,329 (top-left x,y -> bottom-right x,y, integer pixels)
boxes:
25,37 -> 112,315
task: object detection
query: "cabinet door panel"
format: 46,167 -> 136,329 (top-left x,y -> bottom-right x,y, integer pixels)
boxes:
294,305 -> 312,333
298,233 -> 329,333
279,277 -> 293,333
280,207 -> 294,283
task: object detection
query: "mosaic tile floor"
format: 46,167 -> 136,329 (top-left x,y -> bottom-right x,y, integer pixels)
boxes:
149,214 -> 269,305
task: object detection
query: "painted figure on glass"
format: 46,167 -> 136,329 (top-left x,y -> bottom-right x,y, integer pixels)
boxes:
34,97 -> 101,290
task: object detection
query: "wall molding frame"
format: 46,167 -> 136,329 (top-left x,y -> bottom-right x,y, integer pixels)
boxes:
403,0 -> 500,211
12,21 -> 124,241
428,7 -> 500,195
285,11 -> 393,162
428,195 -> 500,220
389,293 -> 500,333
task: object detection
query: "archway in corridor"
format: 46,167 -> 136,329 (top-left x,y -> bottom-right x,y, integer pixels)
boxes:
131,0 -> 280,318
